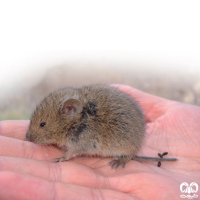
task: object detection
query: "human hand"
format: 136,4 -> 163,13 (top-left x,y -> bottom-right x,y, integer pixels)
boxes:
0,85 -> 200,200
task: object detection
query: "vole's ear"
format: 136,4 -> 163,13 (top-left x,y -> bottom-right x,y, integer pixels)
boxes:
60,98 -> 83,116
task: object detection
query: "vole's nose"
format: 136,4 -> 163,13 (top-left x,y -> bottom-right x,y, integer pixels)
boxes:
26,132 -> 31,141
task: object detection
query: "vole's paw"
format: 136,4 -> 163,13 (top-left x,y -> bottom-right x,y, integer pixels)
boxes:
109,156 -> 131,170
52,152 -> 74,163
52,157 -> 67,163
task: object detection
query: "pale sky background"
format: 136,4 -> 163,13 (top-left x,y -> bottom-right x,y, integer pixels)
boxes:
0,50 -> 200,99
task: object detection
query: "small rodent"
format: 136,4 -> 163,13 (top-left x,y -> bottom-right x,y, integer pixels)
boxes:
26,84 -> 177,170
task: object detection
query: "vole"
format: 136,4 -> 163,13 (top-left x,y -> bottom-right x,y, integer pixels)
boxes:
26,84 -> 177,170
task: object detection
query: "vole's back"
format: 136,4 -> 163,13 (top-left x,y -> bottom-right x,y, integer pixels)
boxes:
75,85 -> 146,157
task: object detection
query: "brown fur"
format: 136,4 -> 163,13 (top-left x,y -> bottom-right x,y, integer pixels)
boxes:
26,84 -> 176,170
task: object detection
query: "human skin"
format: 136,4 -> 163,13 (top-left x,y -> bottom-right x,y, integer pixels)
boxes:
0,84 -> 199,200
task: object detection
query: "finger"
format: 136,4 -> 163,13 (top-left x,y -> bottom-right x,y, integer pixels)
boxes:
0,135 -> 64,161
0,156 -> 109,188
0,156 -> 180,192
0,120 -> 29,140
0,171 -> 135,200
0,156 -> 154,190
111,84 -> 175,122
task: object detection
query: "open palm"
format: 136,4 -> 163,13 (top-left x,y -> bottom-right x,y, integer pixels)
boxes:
0,85 -> 200,200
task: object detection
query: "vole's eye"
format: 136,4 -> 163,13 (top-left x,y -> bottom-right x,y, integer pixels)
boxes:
40,122 -> 46,127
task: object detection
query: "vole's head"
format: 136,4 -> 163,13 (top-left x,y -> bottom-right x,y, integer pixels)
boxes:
26,90 -> 83,146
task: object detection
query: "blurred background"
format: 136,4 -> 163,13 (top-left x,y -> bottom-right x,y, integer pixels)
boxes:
0,51 -> 200,120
